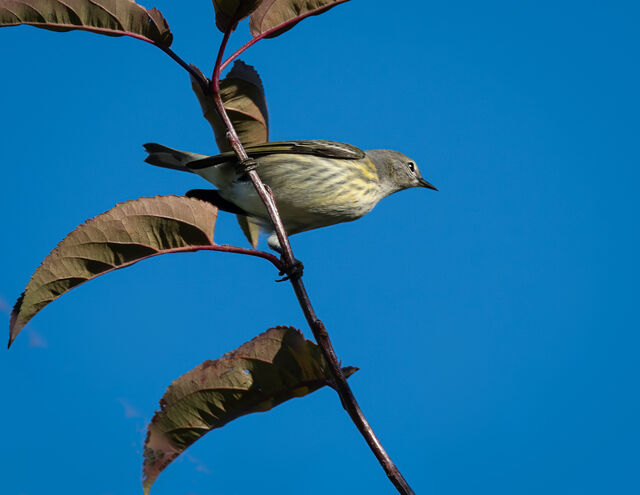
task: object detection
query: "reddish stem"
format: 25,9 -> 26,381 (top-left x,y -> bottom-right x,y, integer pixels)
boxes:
127,244 -> 282,271
158,45 -> 208,92
208,244 -> 282,268
212,24 -> 235,93
220,0 -> 351,73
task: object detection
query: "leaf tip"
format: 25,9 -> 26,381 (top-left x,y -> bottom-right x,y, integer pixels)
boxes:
8,324 -> 20,349
8,293 -> 26,349
342,366 -> 359,378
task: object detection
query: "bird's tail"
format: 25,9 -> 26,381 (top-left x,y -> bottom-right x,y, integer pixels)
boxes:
143,143 -> 210,171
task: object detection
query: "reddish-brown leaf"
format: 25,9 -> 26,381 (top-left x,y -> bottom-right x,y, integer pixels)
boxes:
9,196 -> 217,347
0,0 -> 173,45
249,0 -> 349,38
191,60 -> 269,152
142,326 -> 358,494
212,0 -> 262,32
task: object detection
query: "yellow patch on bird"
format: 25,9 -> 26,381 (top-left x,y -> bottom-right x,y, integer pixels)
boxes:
359,158 -> 379,182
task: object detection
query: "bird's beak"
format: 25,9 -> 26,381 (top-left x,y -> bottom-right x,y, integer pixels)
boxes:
419,178 -> 438,191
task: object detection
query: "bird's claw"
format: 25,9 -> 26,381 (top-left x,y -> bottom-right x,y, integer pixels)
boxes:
276,260 -> 304,282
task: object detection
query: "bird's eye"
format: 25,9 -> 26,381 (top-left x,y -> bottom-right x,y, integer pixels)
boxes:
407,162 -> 416,173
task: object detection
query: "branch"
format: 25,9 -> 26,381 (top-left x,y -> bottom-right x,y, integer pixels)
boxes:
209,20 -> 415,495
291,285 -> 416,495
94,243 -> 283,271
205,244 -> 283,269
210,23 -> 297,267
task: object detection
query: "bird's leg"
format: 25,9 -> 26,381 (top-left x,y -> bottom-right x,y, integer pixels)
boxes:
276,258 -> 304,282
267,234 -> 304,281
235,155 -> 258,180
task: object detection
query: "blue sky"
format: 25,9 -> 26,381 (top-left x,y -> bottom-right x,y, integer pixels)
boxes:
1,1 -> 638,494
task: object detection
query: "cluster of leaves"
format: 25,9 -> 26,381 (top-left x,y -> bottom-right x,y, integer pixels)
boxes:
0,0 -> 348,44
1,0 -> 353,492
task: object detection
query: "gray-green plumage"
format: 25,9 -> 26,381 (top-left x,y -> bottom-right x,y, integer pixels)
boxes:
143,140 -> 436,251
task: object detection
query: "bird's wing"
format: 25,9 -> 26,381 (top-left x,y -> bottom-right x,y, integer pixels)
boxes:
252,140 -> 366,159
185,189 -> 249,215
187,140 -> 365,170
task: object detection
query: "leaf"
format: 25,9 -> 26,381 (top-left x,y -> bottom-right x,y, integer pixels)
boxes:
0,0 -> 173,46
9,196 -> 217,347
191,60 -> 269,153
249,0 -> 349,38
212,0 -> 262,32
142,326 -> 358,494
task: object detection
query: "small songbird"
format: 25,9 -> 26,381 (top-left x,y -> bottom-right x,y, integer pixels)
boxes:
143,140 -> 437,251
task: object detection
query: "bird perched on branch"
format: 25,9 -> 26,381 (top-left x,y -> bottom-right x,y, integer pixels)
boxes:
143,140 -> 436,252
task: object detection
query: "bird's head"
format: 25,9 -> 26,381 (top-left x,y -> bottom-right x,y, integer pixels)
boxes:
365,149 -> 437,194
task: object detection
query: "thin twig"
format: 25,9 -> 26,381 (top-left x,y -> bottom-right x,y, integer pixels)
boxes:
71,243 -> 283,275
212,24 -> 235,92
208,244 -> 283,269
156,45 -> 209,93
219,0 -> 351,73
207,20 -> 415,495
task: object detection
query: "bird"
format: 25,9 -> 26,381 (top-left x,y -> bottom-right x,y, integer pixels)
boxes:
143,140 -> 437,252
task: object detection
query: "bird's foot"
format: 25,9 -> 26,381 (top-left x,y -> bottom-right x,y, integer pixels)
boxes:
276,259 -> 304,282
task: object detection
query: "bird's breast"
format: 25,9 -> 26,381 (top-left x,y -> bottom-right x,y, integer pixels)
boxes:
220,155 -> 383,233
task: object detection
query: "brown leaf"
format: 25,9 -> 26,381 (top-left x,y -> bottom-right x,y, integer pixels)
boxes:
191,60 -> 269,152
249,0 -> 349,38
142,326 -> 358,494
212,0 -> 262,32
0,0 -> 173,45
9,196 -> 217,347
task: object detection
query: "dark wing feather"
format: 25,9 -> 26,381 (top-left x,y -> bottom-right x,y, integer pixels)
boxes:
185,189 -> 249,215
283,140 -> 365,159
188,140 -> 365,170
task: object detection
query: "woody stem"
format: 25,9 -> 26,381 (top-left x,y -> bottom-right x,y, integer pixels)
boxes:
209,21 -> 415,495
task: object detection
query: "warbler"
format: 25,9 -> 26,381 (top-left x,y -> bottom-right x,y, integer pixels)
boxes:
143,140 -> 436,251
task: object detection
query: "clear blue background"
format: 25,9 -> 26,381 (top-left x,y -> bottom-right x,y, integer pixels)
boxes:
1,1 -> 638,494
